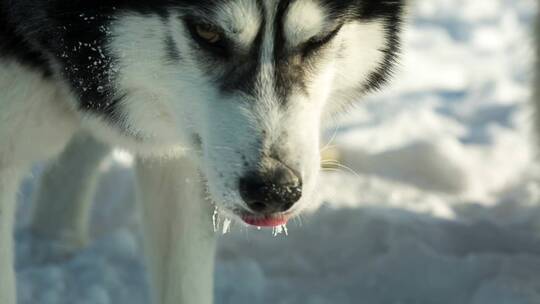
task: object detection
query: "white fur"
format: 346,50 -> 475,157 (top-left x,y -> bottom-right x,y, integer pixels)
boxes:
0,170 -> 21,304
136,156 -> 216,304
0,60 -> 78,169
0,60 -> 77,304
212,0 -> 262,48
329,20 -> 389,111
284,0 -> 329,47
94,14 -> 187,154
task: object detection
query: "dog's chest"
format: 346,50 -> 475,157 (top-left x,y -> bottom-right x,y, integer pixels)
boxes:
0,60 -> 78,168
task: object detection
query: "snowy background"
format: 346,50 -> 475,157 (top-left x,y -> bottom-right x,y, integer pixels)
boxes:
14,0 -> 540,303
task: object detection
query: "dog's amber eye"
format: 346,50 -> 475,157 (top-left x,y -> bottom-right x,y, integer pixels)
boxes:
185,19 -> 229,57
195,24 -> 221,44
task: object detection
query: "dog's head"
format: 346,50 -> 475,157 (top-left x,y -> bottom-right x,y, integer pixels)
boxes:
36,0 -> 404,226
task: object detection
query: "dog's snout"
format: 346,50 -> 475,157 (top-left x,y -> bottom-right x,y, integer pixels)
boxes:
239,160 -> 302,214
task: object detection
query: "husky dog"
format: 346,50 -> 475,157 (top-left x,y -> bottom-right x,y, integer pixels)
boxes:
0,0 -> 405,303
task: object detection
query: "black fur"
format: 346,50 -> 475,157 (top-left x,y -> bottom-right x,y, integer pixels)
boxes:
0,2 -> 52,77
165,34 -> 182,63
359,1 -> 405,93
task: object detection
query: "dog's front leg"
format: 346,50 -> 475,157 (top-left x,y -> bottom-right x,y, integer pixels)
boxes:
0,168 -> 23,304
136,156 -> 217,304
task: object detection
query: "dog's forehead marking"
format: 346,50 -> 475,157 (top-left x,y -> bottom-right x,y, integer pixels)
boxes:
213,0 -> 262,48
283,0 -> 329,47
256,1 -> 279,100
211,0 -> 328,49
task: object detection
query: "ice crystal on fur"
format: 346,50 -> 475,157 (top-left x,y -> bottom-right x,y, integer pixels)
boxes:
222,219 -> 232,235
212,206 -> 220,233
272,225 -> 289,237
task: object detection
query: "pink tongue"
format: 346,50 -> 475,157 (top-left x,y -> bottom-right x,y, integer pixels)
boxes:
242,216 -> 288,227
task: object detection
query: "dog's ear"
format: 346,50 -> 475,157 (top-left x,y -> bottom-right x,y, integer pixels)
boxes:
324,2 -> 406,115
323,22 -> 396,114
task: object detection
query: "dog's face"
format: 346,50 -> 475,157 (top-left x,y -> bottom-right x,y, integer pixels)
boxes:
38,0 -> 404,225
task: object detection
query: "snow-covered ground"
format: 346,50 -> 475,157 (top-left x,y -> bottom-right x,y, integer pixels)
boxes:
15,0 -> 540,303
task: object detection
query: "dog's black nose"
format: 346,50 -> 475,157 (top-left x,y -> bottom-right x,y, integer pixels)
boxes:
239,161 -> 302,214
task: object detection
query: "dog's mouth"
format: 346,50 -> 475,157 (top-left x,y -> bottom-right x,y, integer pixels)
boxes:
237,211 -> 291,227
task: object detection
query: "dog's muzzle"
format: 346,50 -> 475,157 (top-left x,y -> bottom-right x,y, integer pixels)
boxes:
238,157 -> 302,226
